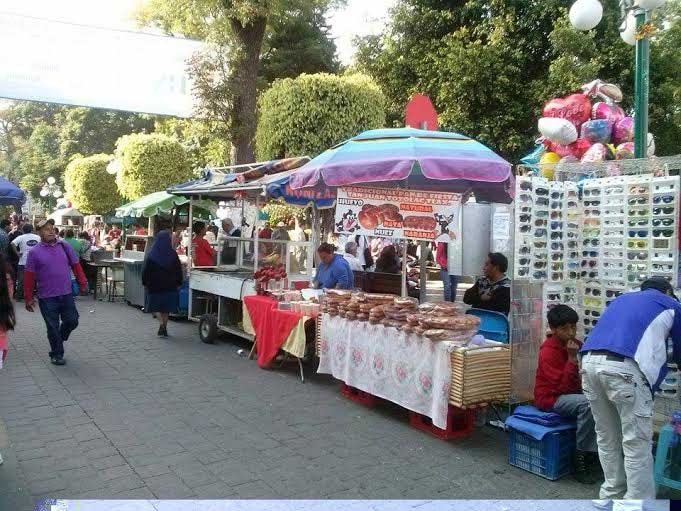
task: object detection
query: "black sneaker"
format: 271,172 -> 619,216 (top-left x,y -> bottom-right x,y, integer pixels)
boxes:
159,326 -> 168,338
51,357 -> 66,366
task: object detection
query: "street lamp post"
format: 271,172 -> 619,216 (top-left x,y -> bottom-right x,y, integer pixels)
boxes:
569,0 -> 666,159
39,176 -> 62,213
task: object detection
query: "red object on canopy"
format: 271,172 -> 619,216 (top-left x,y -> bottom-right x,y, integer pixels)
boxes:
405,94 -> 438,131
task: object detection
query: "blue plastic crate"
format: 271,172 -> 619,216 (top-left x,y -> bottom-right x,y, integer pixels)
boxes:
508,427 -> 575,480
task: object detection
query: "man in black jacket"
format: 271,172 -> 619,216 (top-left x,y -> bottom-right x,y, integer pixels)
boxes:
463,252 -> 511,316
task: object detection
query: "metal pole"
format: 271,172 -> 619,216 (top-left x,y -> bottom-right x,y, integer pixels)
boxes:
401,240 -> 408,298
419,241 -> 428,303
634,8 -> 650,159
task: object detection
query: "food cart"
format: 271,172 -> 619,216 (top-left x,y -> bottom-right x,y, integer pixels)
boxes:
285,127 -> 516,434
168,157 -> 333,351
114,191 -> 216,310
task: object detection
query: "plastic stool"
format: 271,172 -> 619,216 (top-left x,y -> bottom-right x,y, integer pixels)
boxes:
654,423 -> 681,491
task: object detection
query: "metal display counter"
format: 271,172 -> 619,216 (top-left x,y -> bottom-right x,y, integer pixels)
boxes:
117,235 -> 152,308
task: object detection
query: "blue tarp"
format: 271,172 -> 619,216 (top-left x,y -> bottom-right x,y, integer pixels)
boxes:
0,177 -> 25,207
266,175 -> 336,209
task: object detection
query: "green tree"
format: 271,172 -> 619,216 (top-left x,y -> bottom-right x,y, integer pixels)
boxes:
136,0 -> 343,165
114,133 -> 193,200
18,123 -> 64,197
354,0 -> 679,161
154,118 -> 232,169
64,154 -> 122,214
256,73 -> 386,160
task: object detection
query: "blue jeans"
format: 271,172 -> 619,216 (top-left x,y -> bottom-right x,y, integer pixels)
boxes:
38,294 -> 79,359
441,269 -> 459,302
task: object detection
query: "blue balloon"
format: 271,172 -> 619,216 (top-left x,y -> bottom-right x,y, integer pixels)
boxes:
520,144 -> 545,167
580,119 -> 613,144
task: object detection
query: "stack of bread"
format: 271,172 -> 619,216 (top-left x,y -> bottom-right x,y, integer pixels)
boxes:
320,289 -> 353,317
401,302 -> 480,343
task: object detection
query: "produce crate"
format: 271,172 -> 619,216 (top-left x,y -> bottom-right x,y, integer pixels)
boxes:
449,344 -> 511,408
508,427 -> 575,480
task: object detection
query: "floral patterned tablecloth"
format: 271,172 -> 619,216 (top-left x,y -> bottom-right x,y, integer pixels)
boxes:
317,314 -> 453,429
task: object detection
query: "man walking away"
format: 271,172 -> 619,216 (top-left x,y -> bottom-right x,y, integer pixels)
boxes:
11,224 -> 40,300
581,277 -> 681,508
23,219 -> 88,366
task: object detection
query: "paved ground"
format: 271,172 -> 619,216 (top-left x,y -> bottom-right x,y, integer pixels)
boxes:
0,297 -> 659,509
40,500 -> 674,511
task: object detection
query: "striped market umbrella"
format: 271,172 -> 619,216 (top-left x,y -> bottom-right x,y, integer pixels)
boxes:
288,128 -> 514,203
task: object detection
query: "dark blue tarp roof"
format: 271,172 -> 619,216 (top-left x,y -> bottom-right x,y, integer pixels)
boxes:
0,177 -> 25,207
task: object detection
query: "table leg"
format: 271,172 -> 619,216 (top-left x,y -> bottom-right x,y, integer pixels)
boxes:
248,338 -> 257,360
93,267 -> 99,301
297,357 -> 305,383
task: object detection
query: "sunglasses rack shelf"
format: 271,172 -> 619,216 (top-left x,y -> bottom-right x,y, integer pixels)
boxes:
543,282 -> 579,336
515,173 -> 680,339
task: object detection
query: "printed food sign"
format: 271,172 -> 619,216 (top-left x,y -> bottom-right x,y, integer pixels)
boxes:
335,186 -> 462,241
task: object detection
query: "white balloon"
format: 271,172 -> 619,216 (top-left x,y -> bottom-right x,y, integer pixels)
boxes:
647,133 -> 656,156
538,117 -> 579,146
620,12 -> 638,45
636,0 -> 666,10
569,0 -> 604,31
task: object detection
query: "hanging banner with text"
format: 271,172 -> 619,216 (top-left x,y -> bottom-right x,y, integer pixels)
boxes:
335,186 -> 462,241
0,13 -> 203,117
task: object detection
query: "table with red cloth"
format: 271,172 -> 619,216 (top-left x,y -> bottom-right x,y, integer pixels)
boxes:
243,295 -> 306,368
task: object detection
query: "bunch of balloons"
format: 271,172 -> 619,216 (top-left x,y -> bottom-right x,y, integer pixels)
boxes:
521,79 -> 656,179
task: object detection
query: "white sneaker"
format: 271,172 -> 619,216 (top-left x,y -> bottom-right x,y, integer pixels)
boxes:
593,501 -> 613,511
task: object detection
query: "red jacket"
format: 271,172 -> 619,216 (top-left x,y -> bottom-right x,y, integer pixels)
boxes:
534,335 -> 582,411
192,236 -> 215,267
436,242 -> 447,269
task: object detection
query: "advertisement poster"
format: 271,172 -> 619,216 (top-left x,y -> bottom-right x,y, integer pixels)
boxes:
335,186 -> 462,241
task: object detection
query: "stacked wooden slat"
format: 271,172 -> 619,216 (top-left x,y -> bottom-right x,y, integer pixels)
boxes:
449,344 -> 511,408
315,314 -> 323,357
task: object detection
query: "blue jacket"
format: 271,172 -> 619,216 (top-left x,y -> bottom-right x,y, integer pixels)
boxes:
316,254 -> 353,290
581,289 -> 681,391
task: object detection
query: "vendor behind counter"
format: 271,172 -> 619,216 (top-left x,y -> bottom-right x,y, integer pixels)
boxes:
463,252 -> 510,316
314,242 -> 353,290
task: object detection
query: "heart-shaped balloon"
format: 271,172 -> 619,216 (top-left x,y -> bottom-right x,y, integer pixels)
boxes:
612,117 -> 634,145
538,117 -> 578,145
545,138 -> 592,159
592,102 -> 625,124
543,94 -> 592,128
616,142 -> 635,160
581,119 -> 613,144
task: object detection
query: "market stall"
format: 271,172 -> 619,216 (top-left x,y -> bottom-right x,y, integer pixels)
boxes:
0,176 -> 26,208
114,191 -> 215,309
285,127 -> 515,434
168,157 -> 332,366
49,207 -> 84,232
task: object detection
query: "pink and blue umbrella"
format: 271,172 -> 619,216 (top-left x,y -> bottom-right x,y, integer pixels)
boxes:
288,127 -> 514,203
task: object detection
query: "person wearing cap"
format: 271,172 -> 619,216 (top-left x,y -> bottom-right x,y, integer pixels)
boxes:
581,277 -> 681,507
271,221 -> 290,242
23,219 -> 88,366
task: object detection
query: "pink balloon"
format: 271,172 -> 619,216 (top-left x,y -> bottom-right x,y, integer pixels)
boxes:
592,102 -> 625,124
581,143 -> 609,163
545,138 -> 592,159
612,117 -> 634,145
543,94 -> 592,129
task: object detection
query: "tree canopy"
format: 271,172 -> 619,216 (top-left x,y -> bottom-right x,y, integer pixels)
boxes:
355,0 -> 680,161
256,73 -> 386,160
114,133 -> 193,201
136,0 -> 343,164
64,154 -> 122,214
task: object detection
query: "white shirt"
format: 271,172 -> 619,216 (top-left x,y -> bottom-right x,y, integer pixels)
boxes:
343,253 -> 364,272
12,233 -> 41,266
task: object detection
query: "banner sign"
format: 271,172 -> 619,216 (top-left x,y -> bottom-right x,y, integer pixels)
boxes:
335,186 -> 462,241
266,179 -> 336,209
0,13 -> 203,117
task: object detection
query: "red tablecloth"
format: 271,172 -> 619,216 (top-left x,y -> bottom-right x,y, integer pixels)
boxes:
243,295 -> 303,368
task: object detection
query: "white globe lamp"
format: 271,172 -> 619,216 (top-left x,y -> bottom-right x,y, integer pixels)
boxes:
569,0 -> 604,31
39,188 -> 49,197
621,11 -> 638,45
46,176 -> 56,185
106,159 -> 120,175
53,190 -> 62,198
636,0 -> 666,10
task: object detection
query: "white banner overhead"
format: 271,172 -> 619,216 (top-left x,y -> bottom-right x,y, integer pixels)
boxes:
0,12 -> 204,117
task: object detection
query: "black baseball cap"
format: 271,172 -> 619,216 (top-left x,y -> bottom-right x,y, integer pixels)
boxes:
641,277 -> 678,301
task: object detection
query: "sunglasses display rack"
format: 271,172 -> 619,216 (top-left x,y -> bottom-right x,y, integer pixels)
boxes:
543,282 -> 579,335
515,173 -> 680,339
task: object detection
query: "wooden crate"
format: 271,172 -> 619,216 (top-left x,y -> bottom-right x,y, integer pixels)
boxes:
449,344 -> 511,408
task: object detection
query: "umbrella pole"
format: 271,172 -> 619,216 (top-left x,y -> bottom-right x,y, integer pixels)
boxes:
401,240 -> 408,298
419,241 -> 428,303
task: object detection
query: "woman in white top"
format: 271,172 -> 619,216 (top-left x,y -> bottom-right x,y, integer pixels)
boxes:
342,241 -> 364,272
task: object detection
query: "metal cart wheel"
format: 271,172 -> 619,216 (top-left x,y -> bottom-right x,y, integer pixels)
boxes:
199,314 -> 218,344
